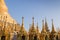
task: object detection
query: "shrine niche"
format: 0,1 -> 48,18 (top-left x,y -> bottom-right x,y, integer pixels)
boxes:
34,35 -> 37,40
1,36 -> 5,40
22,35 -> 25,40
45,35 -> 48,40
56,35 -> 58,40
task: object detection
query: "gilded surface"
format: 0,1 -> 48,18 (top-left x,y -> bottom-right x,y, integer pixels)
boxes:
0,0 -> 60,40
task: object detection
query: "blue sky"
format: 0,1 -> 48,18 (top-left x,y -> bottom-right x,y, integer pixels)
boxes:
5,0 -> 60,31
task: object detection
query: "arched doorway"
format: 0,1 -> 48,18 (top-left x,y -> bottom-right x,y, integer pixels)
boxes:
50,34 -> 55,40
34,35 -> 37,40
22,35 -> 25,40
56,35 -> 58,40
1,36 -> 5,40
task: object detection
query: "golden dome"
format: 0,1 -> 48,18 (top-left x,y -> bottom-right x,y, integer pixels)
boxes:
0,0 -> 17,24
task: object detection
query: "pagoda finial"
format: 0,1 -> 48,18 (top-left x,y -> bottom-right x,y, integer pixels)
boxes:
52,19 -> 54,30
37,22 -> 38,29
32,17 -> 34,24
36,22 -> 39,33
45,18 -> 49,32
22,16 -> 24,27
51,19 -> 56,33
41,20 -> 46,33
42,20 -> 44,30
32,17 -> 34,27
22,16 -> 24,25
45,18 -> 47,26
52,19 -> 53,24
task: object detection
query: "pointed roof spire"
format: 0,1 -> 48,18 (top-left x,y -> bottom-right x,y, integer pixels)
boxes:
45,18 -> 49,32
42,20 -> 45,31
22,16 -> 24,27
41,20 -> 46,33
29,17 -> 36,33
32,17 -> 34,27
37,22 -> 38,30
32,17 -> 34,24
45,18 -> 47,27
36,22 -> 39,33
51,19 -> 56,33
22,17 -> 24,24
20,17 -> 27,34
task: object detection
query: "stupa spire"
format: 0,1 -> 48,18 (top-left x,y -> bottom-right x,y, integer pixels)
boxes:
37,22 -> 38,30
31,17 -> 35,28
29,17 -> 36,32
36,22 -> 39,33
45,18 -> 49,32
22,17 -> 24,27
51,19 -> 56,33
32,17 -> 34,25
41,20 -> 46,33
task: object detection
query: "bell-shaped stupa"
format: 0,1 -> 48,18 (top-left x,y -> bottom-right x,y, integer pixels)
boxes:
0,0 -> 16,23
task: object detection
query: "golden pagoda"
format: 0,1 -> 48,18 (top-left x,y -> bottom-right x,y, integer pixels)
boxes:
41,20 -> 46,33
17,17 -> 28,40
0,0 -> 60,40
50,19 -> 57,40
36,23 -> 40,40
29,17 -> 37,40
45,18 -> 50,33
0,0 -> 20,40
0,0 -> 16,23
40,20 -> 47,40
